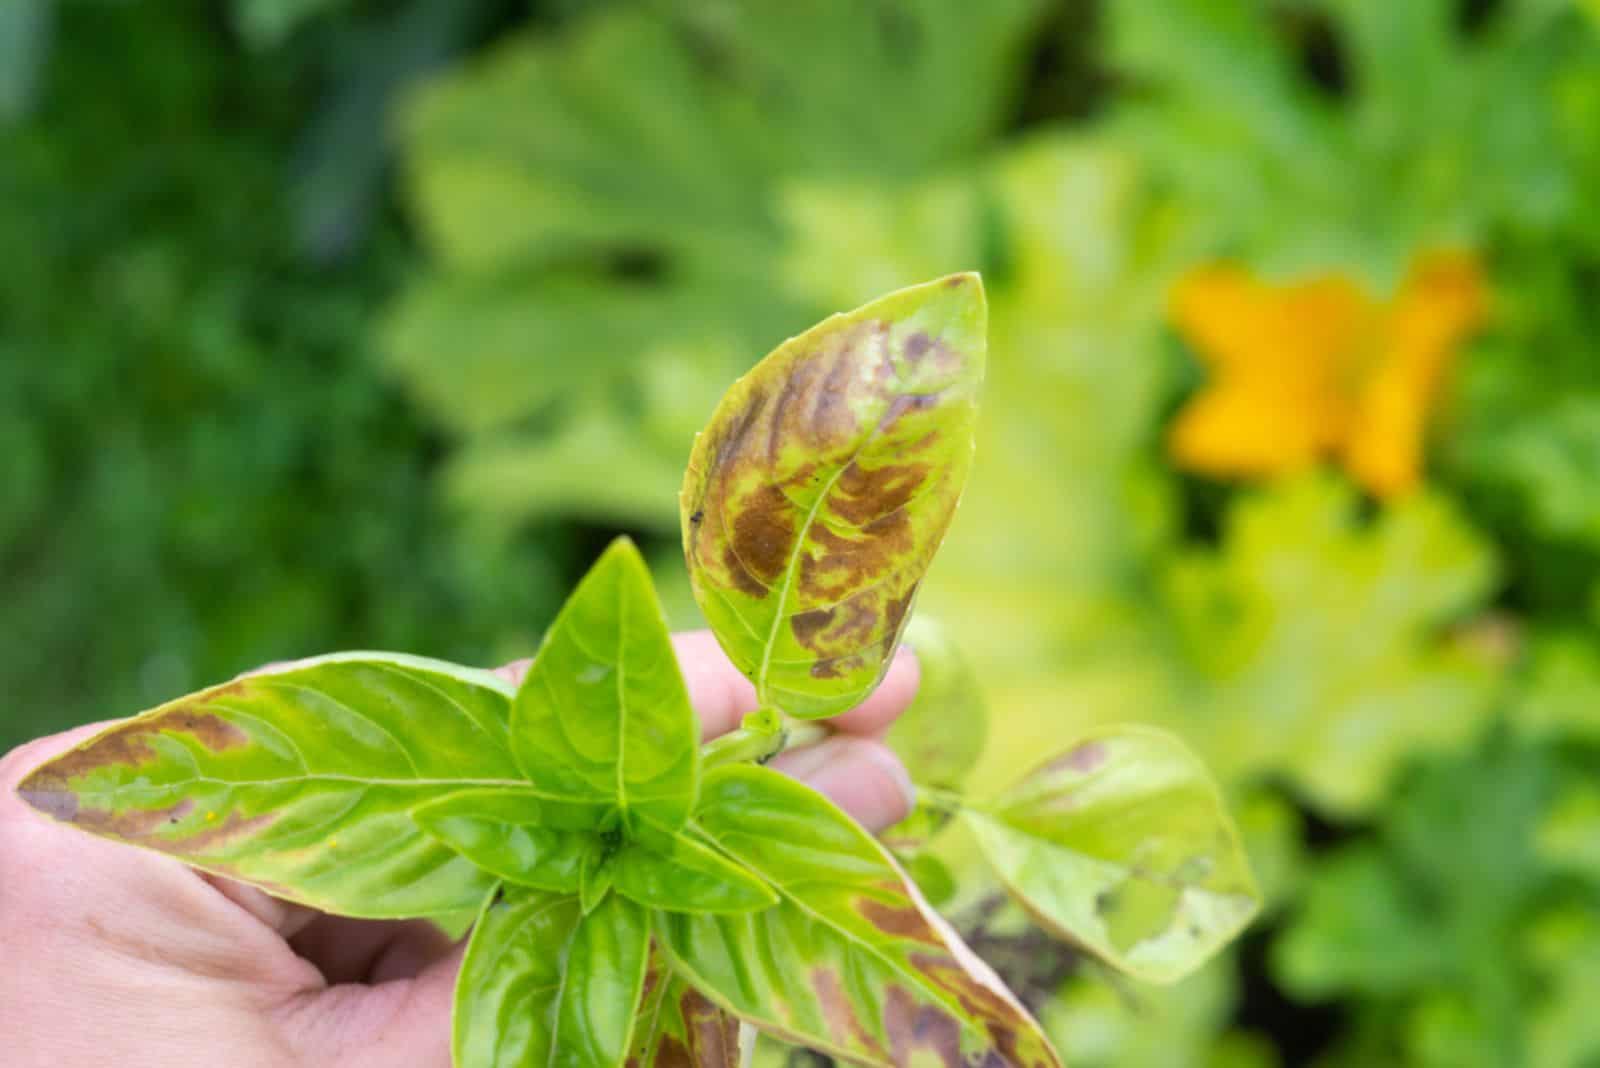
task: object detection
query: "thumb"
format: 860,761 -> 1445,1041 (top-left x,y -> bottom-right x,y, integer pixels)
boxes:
279,941 -> 462,1068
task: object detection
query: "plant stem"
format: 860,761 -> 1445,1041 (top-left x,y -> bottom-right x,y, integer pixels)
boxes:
702,707 -> 785,768
701,710 -> 832,769
916,784 -> 970,813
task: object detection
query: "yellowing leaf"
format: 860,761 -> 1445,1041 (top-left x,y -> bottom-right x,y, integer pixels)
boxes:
1169,251 -> 1488,498
16,653 -> 521,918
967,726 -> 1259,984
682,275 -> 986,719
659,766 -> 1061,1067
1158,475 -> 1502,815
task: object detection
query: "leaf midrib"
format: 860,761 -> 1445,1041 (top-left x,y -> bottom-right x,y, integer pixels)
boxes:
754,393 -> 902,700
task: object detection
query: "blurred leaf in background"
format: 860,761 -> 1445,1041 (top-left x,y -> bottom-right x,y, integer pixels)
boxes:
385,0 -> 1050,529
1156,475 -> 1503,816
0,3 -> 572,751
1105,0 -> 1590,280
1274,737 -> 1600,1068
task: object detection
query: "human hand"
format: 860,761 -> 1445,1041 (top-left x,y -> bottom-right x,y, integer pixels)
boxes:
0,633 -> 918,1068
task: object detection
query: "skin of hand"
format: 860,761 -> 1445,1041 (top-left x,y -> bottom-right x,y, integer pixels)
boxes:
0,631 -> 918,1068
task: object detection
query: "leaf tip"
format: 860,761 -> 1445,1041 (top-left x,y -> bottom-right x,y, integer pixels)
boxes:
15,778 -> 78,822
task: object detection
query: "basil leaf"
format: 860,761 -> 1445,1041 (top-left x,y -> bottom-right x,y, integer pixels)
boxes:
658,765 -> 1060,1067
966,726 -> 1260,983
411,787 -> 603,893
627,953 -> 741,1068
455,887 -> 652,1068
580,845 -> 617,915
16,653 -> 522,918
612,828 -> 778,914
512,537 -> 699,832
885,615 -> 987,789
682,275 -> 986,719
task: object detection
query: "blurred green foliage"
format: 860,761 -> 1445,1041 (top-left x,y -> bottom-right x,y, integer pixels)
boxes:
5,1 -> 1600,1065
0,3 -> 577,750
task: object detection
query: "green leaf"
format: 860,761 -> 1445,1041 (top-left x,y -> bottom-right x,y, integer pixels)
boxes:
387,0 -> 1046,529
658,765 -> 1061,1067
885,614 -> 987,789
682,275 -> 986,719
613,829 -> 778,914
627,954 -> 742,1068
1158,474 -> 1503,815
966,726 -> 1259,984
581,846 -> 617,915
411,787 -> 602,893
455,887 -> 652,1068
15,652 -> 521,918
1105,0 -> 1591,279
512,537 -> 699,832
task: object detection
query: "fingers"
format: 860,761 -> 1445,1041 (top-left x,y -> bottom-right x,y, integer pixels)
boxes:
288,915 -> 460,985
278,943 -> 462,1068
770,735 -> 915,832
669,631 -> 759,739
494,631 -> 920,742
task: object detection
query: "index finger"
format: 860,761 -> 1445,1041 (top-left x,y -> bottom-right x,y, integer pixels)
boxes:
493,629 -> 920,740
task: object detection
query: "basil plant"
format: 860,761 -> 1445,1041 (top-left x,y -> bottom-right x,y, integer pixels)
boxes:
16,276 -> 1258,1067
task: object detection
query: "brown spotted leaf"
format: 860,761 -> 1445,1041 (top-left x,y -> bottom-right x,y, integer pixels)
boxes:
966,725 -> 1260,983
627,950 -> 742,1068
681,274 -> 986,719
657,765 -> 1061,1067
14,653 -> 526,918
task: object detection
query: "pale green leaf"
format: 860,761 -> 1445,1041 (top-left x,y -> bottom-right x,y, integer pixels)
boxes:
455,887 -> 652,1068
512,537 -> 699,831
16,652 -> 520,918
1157,475 -> 1502,815
967,726 -> 1259,983
612,829 -> 777,914
658,765 -> 1061,1067
411,787 -> 603,893
885,614 -> 987,789
682,275 -> 986,719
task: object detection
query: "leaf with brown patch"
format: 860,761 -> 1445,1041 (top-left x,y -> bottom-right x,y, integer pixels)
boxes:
681,275 -> 986,718
965,725 -> 1261,983
14,652 -> 526,919
657,765 -> 1061,1067
627,951 -> 742,1068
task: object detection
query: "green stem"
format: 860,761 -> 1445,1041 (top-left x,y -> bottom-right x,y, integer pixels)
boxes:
702,707 -> 786,768
916,784 -> 970,814
701,710 -> 833,769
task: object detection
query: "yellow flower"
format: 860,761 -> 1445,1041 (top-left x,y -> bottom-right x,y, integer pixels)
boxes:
1168,251 -> 1487,498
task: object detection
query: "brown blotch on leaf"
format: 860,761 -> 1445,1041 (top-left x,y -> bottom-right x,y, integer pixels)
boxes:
858,895 -> 943,945
16,787 -> 79,821
729,483 -> 798,591
909,951 -> 1044,1067
809,651 -> 866,681
681,987 -> 739,1067
73,801 -> 272,855
810,968 -> 888,1060
17,705 -> 249,798
883,985 -> 964,1068
791,606 -> 835,646
831,459 -> 929,529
